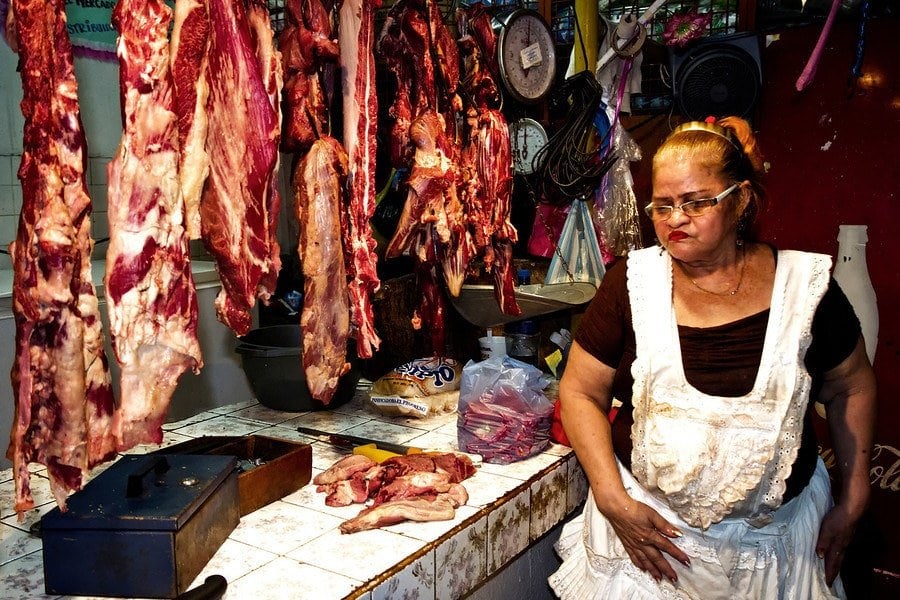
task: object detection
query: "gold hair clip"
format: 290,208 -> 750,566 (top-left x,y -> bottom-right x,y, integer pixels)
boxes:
669,118 -> 741,152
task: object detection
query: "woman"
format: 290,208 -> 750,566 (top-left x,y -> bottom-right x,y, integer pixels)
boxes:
548,117 -> 876,599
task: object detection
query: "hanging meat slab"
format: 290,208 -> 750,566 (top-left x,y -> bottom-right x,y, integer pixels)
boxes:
6,0 -> 117,517
202,0 -> 282,336
106,0 -> 203,449
295,137 -> 351,404
170,0 -> 211,241
339,0 -> 382,360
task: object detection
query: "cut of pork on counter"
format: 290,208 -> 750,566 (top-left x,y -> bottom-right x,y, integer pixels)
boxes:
314,452 -> 476,533
6,0 -> 117,518
106,0 -> 202,450
201,0 -> 283,336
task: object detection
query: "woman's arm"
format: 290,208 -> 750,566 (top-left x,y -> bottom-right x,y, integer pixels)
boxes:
815,336 -> 877,585
560,342 -> 690,583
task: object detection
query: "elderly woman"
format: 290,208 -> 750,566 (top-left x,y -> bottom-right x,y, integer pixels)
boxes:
548,117 -> 876,599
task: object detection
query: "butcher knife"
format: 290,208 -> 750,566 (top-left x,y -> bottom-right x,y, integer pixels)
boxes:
295,427 -> 423,455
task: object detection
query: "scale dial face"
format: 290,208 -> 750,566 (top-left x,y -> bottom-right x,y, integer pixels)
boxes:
509,118 -> 548,175
497,9 -> 557,104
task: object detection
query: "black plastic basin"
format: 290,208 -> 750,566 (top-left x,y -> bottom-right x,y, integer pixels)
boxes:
235,325 -> 360,411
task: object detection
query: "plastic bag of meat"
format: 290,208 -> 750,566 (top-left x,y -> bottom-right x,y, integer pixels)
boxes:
368,357 -> 462,418
456,356 -> 553,464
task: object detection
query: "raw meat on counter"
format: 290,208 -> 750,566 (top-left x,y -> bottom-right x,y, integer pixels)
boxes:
6,0 -> 117,517
202,0 -> 282,335
106,0 -> 203,449
314,452 -> 476,533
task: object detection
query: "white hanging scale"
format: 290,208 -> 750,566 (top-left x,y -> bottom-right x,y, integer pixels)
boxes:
496,9 -> 557,104
509,117 -> 548,175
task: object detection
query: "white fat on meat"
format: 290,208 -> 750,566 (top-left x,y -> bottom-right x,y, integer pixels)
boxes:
339,0 -> 382,359
106,0 -> 202,449
8,0 -> 117,518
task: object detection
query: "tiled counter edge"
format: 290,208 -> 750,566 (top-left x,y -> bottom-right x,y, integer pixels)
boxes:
1,395 -> 589,600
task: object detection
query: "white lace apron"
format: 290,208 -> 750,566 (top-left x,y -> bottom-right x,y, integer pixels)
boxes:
629,248 -> 831,529
549,247 -> 845,599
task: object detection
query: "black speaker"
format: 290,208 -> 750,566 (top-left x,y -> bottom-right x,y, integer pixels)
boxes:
670,32 -> 762,121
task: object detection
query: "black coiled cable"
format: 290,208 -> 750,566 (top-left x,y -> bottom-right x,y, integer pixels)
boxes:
532,71 -> 618,205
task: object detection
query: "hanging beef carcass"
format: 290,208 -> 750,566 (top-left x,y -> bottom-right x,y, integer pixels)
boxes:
202,0 -> 283,336
279,0 -> 339,153
295,137 -> 351,404
281,0 -> 352,402
106,0 -> 203,449
7,0 -> 117,517
458,4 -> 520,316
339,0 -> 382,360
378,0 -> 468,355
170,0 -> 211,241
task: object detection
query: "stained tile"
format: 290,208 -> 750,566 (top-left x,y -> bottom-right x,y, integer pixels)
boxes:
282,411 -> 372,433
487,493 -> 530,574
288,527 -> 424,583
434,513 -> 487,600
227,404 -> 304,425
0,523 -> 41,566
162,411 -> 220,431
0,551 -> 57,599
343,421 -> 428,446
0,474 -> 55,521
1,501 -> 54,536
370,551 -> 435,600
461,469 -> 526,508
230,500 -> 343,555
530,465 -> 568,541
0,470 -> 9,485
209,399 -> 260,415
477,450 -> 562,480
566,456 -> 589,515
121,431 -> 195,455
169,416 -> 268,438
189,538 -> 277,588
223,556 -> 362,600
404,430 -> 458,453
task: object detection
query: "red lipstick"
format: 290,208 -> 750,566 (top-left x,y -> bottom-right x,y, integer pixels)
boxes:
668,231 -> 688,242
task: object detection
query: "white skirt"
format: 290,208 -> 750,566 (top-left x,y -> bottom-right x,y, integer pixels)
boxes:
548,459 -> 845,600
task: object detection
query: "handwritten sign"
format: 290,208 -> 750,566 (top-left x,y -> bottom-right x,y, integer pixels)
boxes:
519,42 -> 543,71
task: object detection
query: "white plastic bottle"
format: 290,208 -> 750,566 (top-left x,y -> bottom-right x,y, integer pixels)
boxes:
833,225 -> 879,365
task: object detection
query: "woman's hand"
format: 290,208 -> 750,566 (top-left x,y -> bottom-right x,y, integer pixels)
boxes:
816,503 -> 859,586
602,496 -> 691,584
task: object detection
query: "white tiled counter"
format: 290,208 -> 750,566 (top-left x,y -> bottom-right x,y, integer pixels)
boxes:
0,383 -> 588,600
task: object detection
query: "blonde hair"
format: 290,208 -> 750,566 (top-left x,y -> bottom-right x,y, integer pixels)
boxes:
652,116 -> 766,239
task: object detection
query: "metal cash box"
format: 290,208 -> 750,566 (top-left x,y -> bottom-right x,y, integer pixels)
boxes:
41,454 -> 239,599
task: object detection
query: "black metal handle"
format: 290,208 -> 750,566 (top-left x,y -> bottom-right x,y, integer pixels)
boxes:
175,575 -> 227,600
125,456 -> 170,498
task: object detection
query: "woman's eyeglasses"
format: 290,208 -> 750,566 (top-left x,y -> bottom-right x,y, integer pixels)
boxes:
644,183 -> 739,221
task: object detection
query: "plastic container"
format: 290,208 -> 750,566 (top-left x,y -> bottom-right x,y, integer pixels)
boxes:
235,325 -> 360,411
479,332 -> 508,360
505,320 -> 540,367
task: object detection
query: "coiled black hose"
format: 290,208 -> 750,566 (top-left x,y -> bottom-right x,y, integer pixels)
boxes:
532,71 -> 618,205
